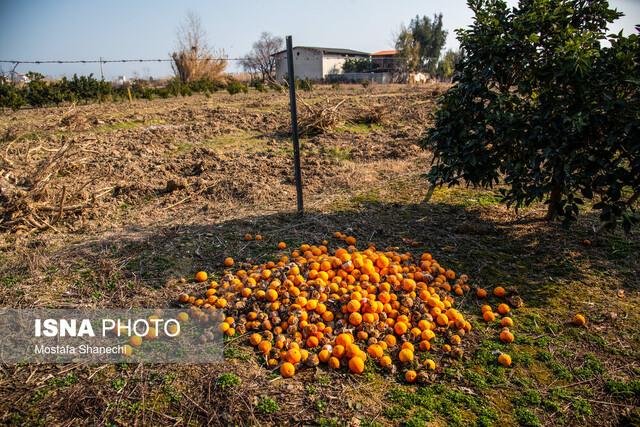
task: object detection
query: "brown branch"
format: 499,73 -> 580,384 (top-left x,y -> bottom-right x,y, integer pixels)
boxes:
52,185 -> 66,225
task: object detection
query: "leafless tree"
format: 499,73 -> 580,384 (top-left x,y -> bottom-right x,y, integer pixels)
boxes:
240,32 -> 284,82
171,12 -> 227,84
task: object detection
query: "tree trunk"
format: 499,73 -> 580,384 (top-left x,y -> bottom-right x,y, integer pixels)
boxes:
546,185 -> 562,220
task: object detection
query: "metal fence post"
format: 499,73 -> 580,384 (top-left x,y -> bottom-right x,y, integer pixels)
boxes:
286,35 -> 304,215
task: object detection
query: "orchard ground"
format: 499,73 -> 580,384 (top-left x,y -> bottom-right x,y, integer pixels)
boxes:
0,84 -> 638,426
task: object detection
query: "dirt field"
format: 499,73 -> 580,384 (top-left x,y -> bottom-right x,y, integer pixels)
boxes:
1,84 -> 638,426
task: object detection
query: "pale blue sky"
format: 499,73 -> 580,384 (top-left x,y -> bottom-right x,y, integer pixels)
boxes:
0,0 -> 638,79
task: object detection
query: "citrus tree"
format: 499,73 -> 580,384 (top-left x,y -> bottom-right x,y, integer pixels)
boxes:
424,0 -> 639,231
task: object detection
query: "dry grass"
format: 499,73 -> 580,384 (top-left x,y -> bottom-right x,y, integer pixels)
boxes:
171,50 -> 228,84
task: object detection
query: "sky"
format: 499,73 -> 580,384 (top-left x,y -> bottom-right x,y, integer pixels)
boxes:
0,0 -> 638,80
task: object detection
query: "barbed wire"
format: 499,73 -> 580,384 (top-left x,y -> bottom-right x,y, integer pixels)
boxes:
0,57 -> 244,65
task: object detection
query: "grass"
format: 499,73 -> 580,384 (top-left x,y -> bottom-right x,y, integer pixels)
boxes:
96,118 -> 164,133
322,146 -> 352,162
171,131 -> 265,155
430,186 -> 504,208
337,122 -> 383,133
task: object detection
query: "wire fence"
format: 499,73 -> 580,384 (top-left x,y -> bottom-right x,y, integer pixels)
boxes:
0,56 -> 249,82
0,58 -> 244,65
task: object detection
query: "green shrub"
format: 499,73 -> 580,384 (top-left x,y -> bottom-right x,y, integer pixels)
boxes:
0,79 -> 26,110
296,78 -> 313,91
252,80 -> 267,92
226,81 -> 248,95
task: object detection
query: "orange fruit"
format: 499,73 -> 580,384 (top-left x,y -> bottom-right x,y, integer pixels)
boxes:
195,271 -> 208,282
398,348 -> 414,364
265,289 -> 278,302
318,349 -> 331,363
401,342 -> 414,352
436,313 -> 449,326
258,340 -> 272,354
380,355 -> 392,367
347,299 -> 361,313
249,333 -> 262,346
346,343 -> 361,358
348,356 -> 365,374
286,348 -> 302,363
499,329 -> 514,343
349,312 -> 362,326
498,353 -> 512,367
332,345 -> 346,358
329,356 -> 340,369
394,321 -> 408,335
385,335 -> 397,347
335,333 -> 353,347
500,317 -> 514,327
493,287 -> 506,297
280,362 -> 295,377
483,310 -> 496,322
405,370 -> 417,383
244,233 -> 253,241
367,344 -> 383,359
174,239 -> 495,377
497,303 -> 510,315
424,359 -> 436,370
572,314 -> 586,326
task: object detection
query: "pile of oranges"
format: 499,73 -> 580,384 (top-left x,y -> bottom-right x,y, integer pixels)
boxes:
178,233 -> 478,381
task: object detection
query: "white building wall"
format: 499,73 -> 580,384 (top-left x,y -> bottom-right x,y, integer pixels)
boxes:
322,55 -> 349,76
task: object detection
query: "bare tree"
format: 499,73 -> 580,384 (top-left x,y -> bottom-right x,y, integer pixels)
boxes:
240,32 -> 284,82
171,12 -> 227,84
